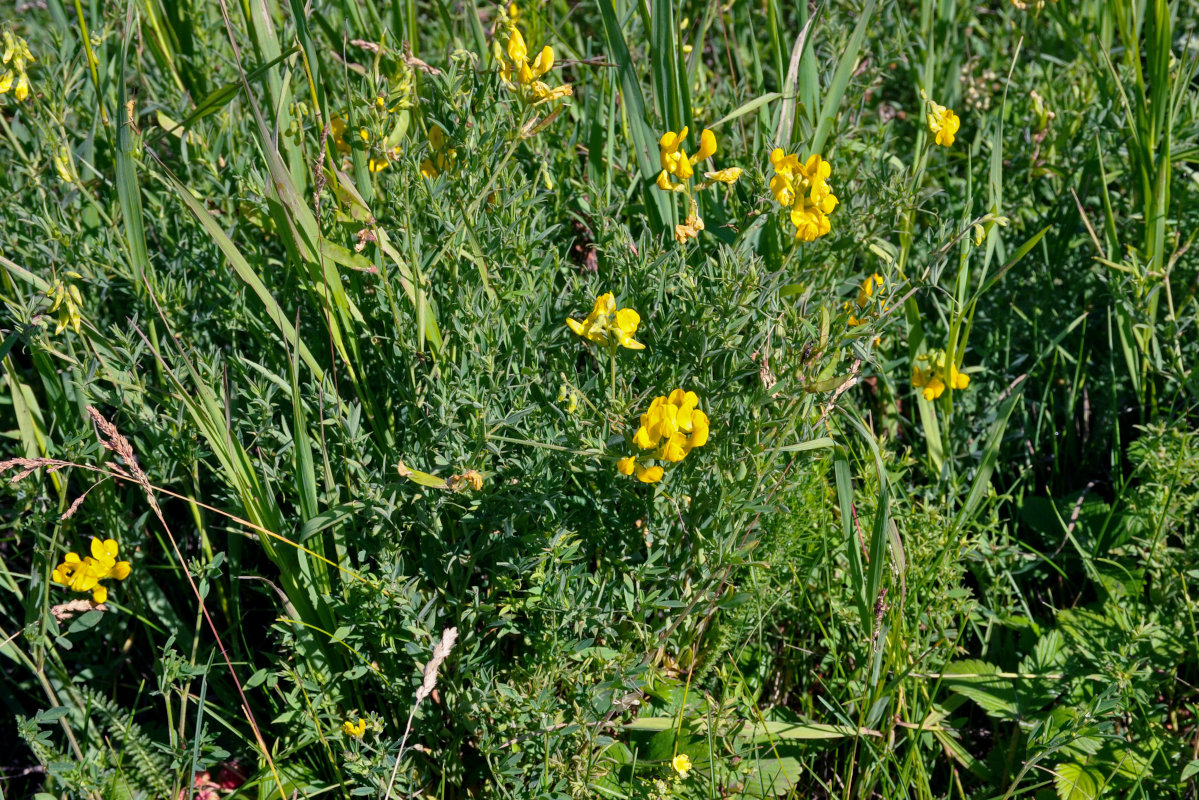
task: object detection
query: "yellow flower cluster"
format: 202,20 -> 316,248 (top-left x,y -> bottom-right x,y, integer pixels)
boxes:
844,273 -> 886,327
420,125 -> 458,178
51,538 -> 132,605
912,351 -> 970,400
566,292 -> 644,351
342,717 -> 366,737
1,30 -> 34,102
672,753 -> 692,778
659,127 -> 743,189
655,127 -> 741,243
657,127 -> 716,190
47,275 -> 84,335
617,389 -> 710,483
497,27 -> 572,106
769,149 -> 838,242
926,97 -> 961,147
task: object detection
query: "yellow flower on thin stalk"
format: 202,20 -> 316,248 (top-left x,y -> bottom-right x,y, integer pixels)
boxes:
654,127 -> 740,243
923,92 -> 961,147
566,292 -> 645,351
912,350 -> 970,401
769,148 -> 838,242
497,26 -> 572,106
342,717 -> 367,738
618,390 -> 710,483
51,538 -> 132,605
1,29 -> 35,102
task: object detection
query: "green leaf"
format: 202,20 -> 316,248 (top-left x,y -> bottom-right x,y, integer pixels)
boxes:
740,721 -> 872,742
776,437 -> 835,453
598,0 -> 674,233
1055,762 -> 1104,800
67,610 -> 105,634
941,660 -> 1019,721
739,757 -> 801,797
397,462 -> 449,490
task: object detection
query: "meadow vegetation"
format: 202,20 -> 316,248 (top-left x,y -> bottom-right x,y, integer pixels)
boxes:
2,0 -> 1199,798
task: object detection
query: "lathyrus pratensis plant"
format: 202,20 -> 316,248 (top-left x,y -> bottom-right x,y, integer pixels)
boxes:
564,291 -> 710,486
654,127 -> 742,242
768,148 -> 839,243
0,28 -> 35,102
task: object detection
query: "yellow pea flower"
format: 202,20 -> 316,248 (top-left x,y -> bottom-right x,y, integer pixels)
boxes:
658,127 -> 718,183
52,538 -> 132,605
618,390 -> 710,482
635,463 -> 664,483
342,718 -> 367,737
912,351 -> 970,400
925,96 -> 961,147
0,30 -> 33,102
856,273 -> 884,307
656,170 -> 686,193
790,201 -> 832,242
771,148 -> 838,241
566,292 -> 644,350
498,26 -> 572,106
704,167 -> 742,184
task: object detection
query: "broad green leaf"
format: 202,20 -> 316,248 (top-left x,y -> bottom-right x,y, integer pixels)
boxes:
397,462 -> 449,490
941,660 -> 1019,721
1055,762 -> 1103,800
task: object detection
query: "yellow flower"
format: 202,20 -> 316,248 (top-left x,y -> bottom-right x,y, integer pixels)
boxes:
498,26 -> 572,106
856,273 -> 884,307
635,463 -> 664,483
673,215 -> 705,243
926,98 -> 961,147
658,127 -> 717,186
672,753 -> 692,778
566,292 -> 645,350
704,167 -> 742,184
912,351 -> 970,400
612,308 -> 643,349
330,116 -> 352,155
342,718 -> 366,737
656,170 -> 686,193
771,148 -> 838,241
620,390 -> 709,482
52,538 -> 132,605
47,277 -> 84,335
846,273 -> 887,326
1,30 -> 34,102
420,125 -> 457,178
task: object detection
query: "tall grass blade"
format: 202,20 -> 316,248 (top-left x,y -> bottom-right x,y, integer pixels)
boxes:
599,0 -> 674,233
